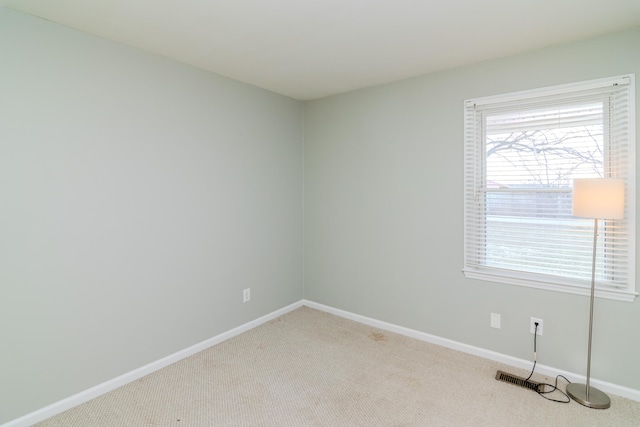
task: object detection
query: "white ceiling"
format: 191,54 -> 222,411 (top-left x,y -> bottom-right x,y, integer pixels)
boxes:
2,0 -> 640,100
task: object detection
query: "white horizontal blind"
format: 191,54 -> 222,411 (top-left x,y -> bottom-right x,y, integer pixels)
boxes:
463,76 -> 636,300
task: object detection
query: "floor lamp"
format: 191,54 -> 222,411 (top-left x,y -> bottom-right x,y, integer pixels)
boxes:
567,178 -> 625,409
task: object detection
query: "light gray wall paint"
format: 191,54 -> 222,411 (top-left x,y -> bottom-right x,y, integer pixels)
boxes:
304,28 -> 640,391
0,7 -> 303,423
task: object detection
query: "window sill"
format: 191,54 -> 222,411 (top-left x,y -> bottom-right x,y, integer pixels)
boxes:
463,268 -> 637,302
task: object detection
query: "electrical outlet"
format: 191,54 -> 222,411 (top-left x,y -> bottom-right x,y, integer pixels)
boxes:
243,288 -> 250,302
490,313 -> 501,329
530,317 -> 543,336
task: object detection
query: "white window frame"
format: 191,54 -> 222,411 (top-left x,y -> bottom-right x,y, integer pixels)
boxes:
463,75 -> 636,302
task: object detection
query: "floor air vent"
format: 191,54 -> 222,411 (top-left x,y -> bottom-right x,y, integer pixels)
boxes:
495,370 -> 545,392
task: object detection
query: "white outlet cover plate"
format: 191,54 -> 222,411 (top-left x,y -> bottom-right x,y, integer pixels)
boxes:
530,317 -> 543,335
490,313 -> 501,329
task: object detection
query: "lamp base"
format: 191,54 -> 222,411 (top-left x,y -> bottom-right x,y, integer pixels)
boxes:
566,383 -> 611,409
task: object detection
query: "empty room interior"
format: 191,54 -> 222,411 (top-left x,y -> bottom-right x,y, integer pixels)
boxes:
2,1 -> 640,425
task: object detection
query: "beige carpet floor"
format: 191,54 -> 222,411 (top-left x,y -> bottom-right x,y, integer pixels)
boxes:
35,306 -> 640,426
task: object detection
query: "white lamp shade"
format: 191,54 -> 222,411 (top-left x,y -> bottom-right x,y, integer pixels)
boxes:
572,178 -> 625,219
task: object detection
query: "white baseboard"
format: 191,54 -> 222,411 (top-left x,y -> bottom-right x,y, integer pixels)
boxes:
302,300 -> 640,403
2,300 -> 304,427
6,298 -> 639,426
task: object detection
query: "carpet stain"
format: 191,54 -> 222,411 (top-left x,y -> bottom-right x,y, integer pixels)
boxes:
369,332 -> 388,342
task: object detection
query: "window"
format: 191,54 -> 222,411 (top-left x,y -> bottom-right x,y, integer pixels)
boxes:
463,75 -> 636,301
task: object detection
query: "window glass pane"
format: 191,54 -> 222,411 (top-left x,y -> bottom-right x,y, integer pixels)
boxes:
483,102 -> 606,278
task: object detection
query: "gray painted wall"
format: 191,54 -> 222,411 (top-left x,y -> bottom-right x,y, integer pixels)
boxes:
304,28 -> 640,391
0,7 -> 303,423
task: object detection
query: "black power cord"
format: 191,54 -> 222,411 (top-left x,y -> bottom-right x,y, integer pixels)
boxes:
524,322 -> 538,382
526,322 -> 571,403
